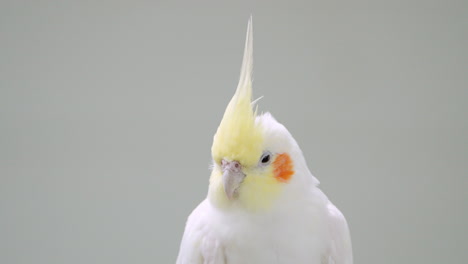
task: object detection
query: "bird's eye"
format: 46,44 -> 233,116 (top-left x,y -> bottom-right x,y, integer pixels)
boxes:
260,152 -> 271,165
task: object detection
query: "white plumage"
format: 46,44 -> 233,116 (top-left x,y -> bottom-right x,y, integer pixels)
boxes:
177,17 -> 353,264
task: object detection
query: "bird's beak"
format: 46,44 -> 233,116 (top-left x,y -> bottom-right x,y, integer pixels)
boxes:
221,160 -> 246,200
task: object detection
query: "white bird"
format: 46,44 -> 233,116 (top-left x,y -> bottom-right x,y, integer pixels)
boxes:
176,17 -> 353,264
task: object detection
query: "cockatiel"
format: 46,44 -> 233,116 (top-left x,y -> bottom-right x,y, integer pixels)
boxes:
176,18 -> 353,264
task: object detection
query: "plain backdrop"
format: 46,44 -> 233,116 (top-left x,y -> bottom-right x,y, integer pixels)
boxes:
1,1 -> 467,263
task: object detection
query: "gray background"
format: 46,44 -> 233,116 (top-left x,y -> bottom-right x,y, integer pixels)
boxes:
1,1 -> 467,263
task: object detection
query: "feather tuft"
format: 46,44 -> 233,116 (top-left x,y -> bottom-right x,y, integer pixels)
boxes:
211,16 -> 264,168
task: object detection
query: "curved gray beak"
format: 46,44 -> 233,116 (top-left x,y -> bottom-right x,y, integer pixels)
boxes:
221,160 -> 246,200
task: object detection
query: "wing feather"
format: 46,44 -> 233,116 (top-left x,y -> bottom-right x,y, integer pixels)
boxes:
323,202 -> 353,264
176,200 -> 225,264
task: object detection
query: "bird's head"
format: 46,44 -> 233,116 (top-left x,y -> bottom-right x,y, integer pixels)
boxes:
208,18 -> 316,212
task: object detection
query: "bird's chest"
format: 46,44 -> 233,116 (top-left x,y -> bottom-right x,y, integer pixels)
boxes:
203,212 -> 325,264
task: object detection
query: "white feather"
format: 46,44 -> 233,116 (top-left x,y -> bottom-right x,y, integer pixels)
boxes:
176,18 -> 352,264
177,114 -> 353,264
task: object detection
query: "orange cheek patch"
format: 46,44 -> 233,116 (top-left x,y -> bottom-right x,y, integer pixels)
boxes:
273,153 -> 294,182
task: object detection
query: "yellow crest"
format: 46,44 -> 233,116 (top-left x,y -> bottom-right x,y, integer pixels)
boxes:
211,17 -> 264,167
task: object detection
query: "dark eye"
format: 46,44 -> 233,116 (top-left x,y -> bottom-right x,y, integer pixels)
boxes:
260,153 -> 271,164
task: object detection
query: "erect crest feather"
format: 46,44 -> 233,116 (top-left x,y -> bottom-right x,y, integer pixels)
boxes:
212,16 -> 264,167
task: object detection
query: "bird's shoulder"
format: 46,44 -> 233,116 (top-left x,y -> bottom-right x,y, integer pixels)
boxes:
176,199 -> 225,264
321,201 -> 353,264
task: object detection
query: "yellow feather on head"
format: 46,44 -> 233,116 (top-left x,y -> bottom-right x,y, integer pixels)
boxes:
211,17 -> 263,168
209,17 -> 284,211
